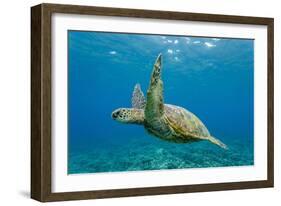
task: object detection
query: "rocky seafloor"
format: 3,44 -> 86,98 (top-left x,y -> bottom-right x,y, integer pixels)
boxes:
68,136 -> 254,174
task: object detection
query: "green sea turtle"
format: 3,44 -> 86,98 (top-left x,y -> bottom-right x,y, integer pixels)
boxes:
111,54 -> 228,149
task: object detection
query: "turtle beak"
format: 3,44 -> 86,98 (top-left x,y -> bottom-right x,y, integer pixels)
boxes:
111,110 -> 120,119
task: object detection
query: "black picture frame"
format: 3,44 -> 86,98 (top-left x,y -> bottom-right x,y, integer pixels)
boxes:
31,3 -> 274,202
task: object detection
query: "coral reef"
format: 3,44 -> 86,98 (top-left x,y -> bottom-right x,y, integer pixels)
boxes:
68,136 -> 253,174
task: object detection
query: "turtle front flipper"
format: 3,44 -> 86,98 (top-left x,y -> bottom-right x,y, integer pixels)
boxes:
132,83 -> 146,109
145,53 -> 164,122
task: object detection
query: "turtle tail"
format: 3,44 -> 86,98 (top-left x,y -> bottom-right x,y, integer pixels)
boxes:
208,136 -> 228,150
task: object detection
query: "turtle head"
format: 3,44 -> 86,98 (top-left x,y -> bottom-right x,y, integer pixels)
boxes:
111,108 -> 144,125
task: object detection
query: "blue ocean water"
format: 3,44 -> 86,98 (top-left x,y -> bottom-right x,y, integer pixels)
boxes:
68,31 -> 254,174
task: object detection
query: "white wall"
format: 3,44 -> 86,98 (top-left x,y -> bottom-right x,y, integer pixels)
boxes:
0,0 -> 280,205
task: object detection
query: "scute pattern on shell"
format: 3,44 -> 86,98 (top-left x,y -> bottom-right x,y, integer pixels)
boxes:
164,104 -> 210,139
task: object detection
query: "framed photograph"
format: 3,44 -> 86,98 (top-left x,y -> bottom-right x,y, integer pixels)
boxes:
31,3 -> 274,202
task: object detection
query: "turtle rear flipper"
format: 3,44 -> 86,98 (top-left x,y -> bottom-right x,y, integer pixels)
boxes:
207,136 -> 228,149
145,53 -> 164,121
